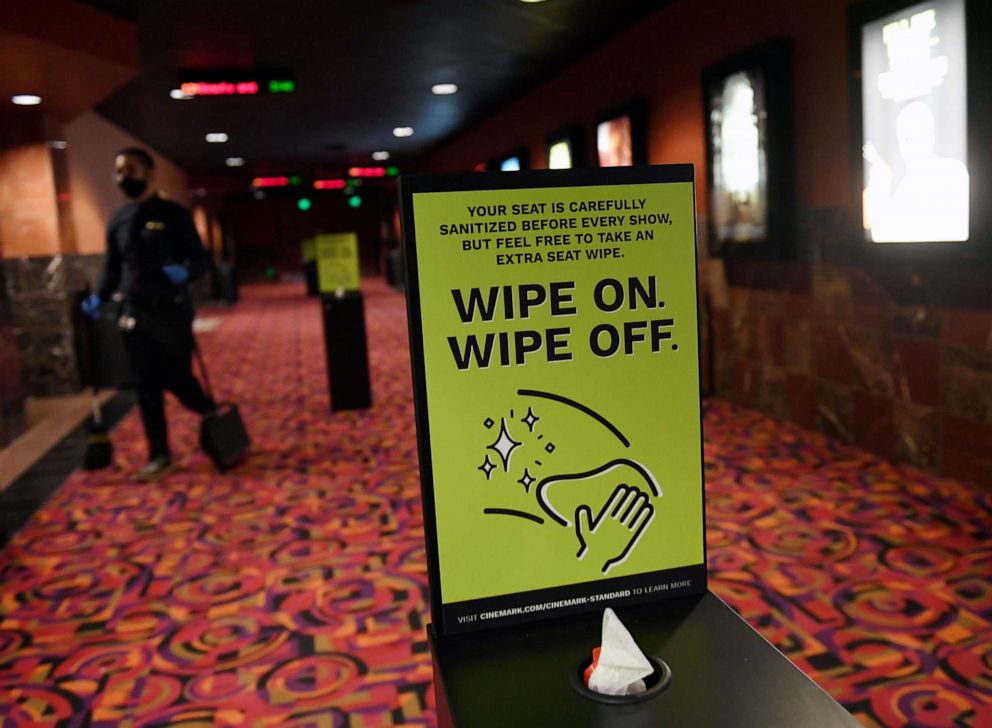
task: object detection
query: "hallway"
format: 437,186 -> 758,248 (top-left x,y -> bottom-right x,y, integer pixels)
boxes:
1,279 -> 989,726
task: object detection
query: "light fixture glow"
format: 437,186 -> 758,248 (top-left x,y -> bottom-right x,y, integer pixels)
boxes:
205,133 -> 229,143
372,151 -> 390,161
314,179 -> 346,190
170,89 -> 192,100
393,127 -> 414,138
46,140 -> 69,150
348,166 -> 387,178
297,198 -> 312,211
432,83 -> 458,95
12,94 -> 42,106
252,176 -> 290,188
348,195 -> 362,209
182,81 -> 259,97
225,157 -> 245,167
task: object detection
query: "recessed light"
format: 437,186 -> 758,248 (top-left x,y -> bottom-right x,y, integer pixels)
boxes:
432,83 -> 458,95
519,0 -> 548,3
205,133 -> 229,143
12,94 -> 42,106
226,157 -> 245,167
393,127 -> 414,138
46,140 -> 68,150
170,89 -> 193,100
372,151 -> 390,161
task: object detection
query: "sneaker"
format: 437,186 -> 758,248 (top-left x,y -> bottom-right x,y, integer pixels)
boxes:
136,455 -> 174,481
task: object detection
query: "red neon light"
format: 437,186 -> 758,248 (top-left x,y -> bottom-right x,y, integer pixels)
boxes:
314,179 -> 346,190
252,176 -> 290,188
347,166 -> 387,177
181,81 -> 259,97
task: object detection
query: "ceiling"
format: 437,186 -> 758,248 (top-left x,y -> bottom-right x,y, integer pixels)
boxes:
86,0 -> 662,180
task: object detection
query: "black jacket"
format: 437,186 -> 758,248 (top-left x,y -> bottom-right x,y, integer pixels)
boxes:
97,195 -> 208,303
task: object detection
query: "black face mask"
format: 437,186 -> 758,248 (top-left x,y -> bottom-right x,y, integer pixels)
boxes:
118,177 -> 147,199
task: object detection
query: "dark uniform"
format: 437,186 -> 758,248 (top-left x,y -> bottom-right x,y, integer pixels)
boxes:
97,195 -> 214,461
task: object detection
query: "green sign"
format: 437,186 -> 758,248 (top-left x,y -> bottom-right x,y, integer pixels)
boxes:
401,166 -> 705,635
315,232 -> 361,293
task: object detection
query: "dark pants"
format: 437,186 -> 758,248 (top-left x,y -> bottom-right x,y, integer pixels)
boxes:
122,303 -> 214,460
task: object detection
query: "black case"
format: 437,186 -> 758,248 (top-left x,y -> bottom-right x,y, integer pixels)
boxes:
193,339 -> 250,471
200,403 -> 250,471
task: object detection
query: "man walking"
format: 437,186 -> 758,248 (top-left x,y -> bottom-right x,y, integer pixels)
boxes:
82,147 -> 215,480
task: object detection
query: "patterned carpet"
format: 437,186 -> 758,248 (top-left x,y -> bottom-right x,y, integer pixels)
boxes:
1,279 -> 989,726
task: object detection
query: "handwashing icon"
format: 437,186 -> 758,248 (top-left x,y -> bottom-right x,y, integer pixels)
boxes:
477,389 -> 662,574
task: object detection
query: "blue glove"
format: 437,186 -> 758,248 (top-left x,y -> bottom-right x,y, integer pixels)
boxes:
162,263 -> 189,285
81,293 -> 101,320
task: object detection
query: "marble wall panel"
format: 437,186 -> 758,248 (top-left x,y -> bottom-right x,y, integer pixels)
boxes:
3,254 -> 102,396
942,345 -> 992,426
892,400 -> 939,470
812,266 -> 855,322
815,382 -> 855,445
852,390 -> 895,461
754,365 -> 788,421
849,327 -> 895,398
782,317 -> 813,376
0,257 -> 27,445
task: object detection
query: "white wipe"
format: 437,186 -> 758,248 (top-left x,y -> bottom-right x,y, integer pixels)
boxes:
587,608 -> 654,696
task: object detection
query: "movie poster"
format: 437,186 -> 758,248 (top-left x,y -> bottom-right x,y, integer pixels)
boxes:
861,0 -> 968,242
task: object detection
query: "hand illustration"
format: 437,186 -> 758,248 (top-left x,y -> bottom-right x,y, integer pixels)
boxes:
575,484 -> 654,575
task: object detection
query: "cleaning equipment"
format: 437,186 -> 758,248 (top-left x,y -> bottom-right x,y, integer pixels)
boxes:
83,392 -> 113,470
193,337 -> 250,471
82,298 -> 114,470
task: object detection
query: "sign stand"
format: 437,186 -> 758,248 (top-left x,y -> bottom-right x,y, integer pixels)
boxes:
400,167 -> 858,725
315,233 -> 371,411
301,238 -> 318,297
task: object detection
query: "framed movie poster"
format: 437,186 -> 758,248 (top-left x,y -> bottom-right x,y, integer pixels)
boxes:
595,100 -> 647,167
860,0 -> 967,245
547,123 -> 584,170
497,147 -> 529,172
400,165 -> 706,636
703,39 -> 794,259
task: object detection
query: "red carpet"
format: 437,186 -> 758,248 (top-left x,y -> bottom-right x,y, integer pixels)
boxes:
1,279 -> 989,726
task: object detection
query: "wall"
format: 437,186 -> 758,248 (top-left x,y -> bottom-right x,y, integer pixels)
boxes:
0,199 -> 26,446
423,0 -> 992,490
65,111 -> 191,254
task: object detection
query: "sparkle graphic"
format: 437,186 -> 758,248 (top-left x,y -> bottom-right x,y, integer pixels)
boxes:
517,468 -> 536,492
478,454 -> 496,480
484,417 -> 495,429
545,442 -> 556,454
521,407 -> 540,432
488,418 -> 522,472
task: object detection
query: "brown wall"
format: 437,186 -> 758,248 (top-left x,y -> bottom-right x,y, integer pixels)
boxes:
423,0 -> 992,490
0,113 -> 61,258
65,111 -> 191,255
